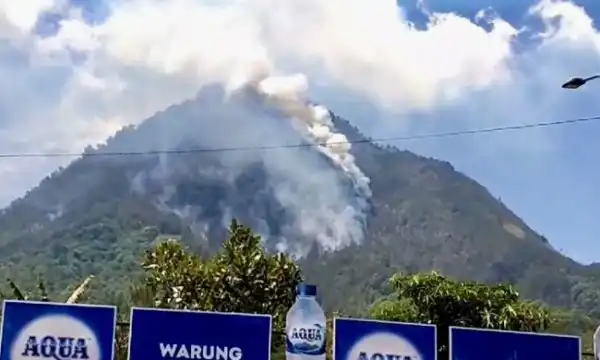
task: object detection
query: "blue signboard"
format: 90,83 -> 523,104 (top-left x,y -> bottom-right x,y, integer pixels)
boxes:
449,326 -> 581,360
128,307 -> 272,360
0,300 -> 117,360
334,318 -> 437,360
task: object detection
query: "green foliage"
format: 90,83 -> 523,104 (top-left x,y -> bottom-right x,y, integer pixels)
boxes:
546,308 -> 597,355
136,219 -> 302,352
209,219 -> 302,343
0,105 -> 597,358
370,272 -> 552,359
140,239 -> 209,309
369,298 -> 419,322
1,111 -> 600,322
0,276 -> 92,303
1,222 -> 596,360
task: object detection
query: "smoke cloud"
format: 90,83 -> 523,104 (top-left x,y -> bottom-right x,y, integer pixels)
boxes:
248,70 -> 373,252
252,72 -> 371,201
0,0 -> 599,260
119,73 -> 372,254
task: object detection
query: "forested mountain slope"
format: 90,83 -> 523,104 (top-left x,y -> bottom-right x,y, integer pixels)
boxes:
0,84 -> 598,316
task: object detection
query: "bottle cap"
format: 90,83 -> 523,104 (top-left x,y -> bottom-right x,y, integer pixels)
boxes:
297,283 -> 317,296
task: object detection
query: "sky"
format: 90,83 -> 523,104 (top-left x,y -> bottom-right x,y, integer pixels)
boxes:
0,0 -> 599,263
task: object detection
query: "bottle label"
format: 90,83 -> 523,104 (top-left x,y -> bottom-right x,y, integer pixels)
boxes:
286,323 -> 326,355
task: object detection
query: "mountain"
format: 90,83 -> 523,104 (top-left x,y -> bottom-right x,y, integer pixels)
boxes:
0,83 -> 599,317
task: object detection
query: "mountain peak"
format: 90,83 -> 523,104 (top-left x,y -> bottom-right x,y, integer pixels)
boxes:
0,82 -> 597,317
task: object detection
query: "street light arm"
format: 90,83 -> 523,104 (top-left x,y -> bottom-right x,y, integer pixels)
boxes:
561,74 -> 600,89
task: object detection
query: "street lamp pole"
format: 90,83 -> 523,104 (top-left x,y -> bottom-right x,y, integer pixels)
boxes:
561,75 -> 600,89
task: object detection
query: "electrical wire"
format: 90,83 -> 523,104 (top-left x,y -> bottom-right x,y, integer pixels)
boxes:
1,114 -> 599,159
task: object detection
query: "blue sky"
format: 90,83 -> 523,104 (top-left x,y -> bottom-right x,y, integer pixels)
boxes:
1,0 -> 600,263
399,0 -> 600,263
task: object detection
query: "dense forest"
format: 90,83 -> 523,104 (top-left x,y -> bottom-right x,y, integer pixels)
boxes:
0,88 -> 599,359
0,220 -> 596,359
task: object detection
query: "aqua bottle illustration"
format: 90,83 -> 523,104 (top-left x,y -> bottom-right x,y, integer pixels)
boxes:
285,284 -> 326,360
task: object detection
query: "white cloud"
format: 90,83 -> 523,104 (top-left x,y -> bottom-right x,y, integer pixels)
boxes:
0,0 -> 598,255
37,0 -> 523,110
0,0 -> 58,36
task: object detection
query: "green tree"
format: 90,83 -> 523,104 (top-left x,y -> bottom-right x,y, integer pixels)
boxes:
137,219 -> 302,351
140,238 -> 210,309
370,272 -> 551,359
209,220 -> 302,343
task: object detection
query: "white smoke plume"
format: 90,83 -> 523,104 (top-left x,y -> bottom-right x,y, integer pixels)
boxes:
118,68 -> 374,255
0,0 -> 599,260
252,73 -> 372,202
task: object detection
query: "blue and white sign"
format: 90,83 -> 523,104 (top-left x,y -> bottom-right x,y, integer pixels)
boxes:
0,300 -> 117,360
128,307 -> 272,360
449,326 -> 581,360
334,318 -> 437,360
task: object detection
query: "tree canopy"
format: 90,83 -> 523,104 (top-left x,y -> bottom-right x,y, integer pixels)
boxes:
1,219 -> 594,360
140,219 -> 301,312
136,219 -> 302,353
370,272 -> 552,359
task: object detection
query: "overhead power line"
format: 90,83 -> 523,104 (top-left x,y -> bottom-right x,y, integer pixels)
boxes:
1,114 -> 599,159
